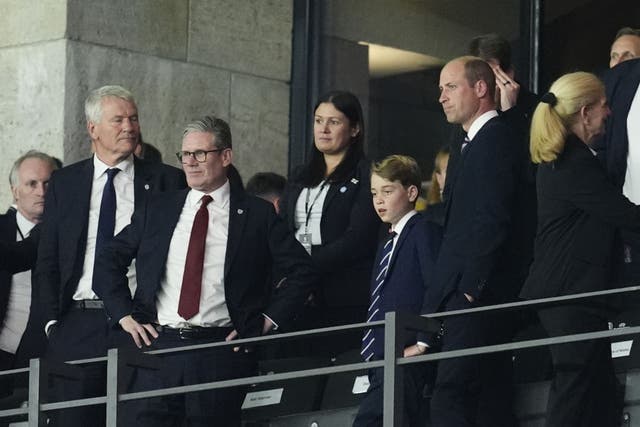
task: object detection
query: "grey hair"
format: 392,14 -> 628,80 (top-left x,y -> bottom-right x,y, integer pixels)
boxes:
84,85 -> 136,124
9,150 -> 60,187
182,115 -> 232,149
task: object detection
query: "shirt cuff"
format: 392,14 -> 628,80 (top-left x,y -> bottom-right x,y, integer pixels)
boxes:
45,320 -> 58,337
416,341 -> 429,349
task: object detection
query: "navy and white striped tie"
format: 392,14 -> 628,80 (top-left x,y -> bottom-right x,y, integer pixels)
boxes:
361,231 -> 396,361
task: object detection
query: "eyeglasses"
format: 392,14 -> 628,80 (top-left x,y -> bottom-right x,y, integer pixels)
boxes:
176,149 -> 225,163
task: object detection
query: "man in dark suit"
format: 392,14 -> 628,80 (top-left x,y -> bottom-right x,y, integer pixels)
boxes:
93,115 -> 315,426
429,56 -> 522,427
0,151 -> 57,393
34,85 -> 186,426
599,58 -> 640,287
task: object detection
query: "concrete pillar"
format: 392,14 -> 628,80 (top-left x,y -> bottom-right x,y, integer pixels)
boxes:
0,0 -> 293,207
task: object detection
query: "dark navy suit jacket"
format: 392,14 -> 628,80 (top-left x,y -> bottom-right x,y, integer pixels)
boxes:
600,57 -> 640,188
93,181 -> 317,339
35,156 -> 187,323
369,213 -> 441,359
431,116 -> 524,310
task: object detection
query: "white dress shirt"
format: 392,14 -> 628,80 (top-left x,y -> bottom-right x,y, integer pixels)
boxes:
623,84 -> 640,203
73,155 -> 137,300
156,181 -> 232,327
0,211 -> 36,354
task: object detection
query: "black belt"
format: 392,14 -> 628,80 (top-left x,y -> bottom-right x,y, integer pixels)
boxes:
155,325 -> 233,341
71,299 -> 105,309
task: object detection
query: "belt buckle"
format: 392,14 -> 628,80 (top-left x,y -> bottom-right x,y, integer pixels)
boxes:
178,325 -> 195,340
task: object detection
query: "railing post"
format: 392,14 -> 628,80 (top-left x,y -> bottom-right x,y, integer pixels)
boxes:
106,348 -> 120,427
27,358 -> 46,427
383,311 -> 405,427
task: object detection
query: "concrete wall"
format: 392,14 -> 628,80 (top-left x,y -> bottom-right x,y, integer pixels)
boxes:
0,0 -> 293,208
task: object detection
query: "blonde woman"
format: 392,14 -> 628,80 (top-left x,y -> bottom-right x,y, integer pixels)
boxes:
521,72 -> 640,427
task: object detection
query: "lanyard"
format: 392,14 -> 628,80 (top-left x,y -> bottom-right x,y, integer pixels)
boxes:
304,181 -> 327,230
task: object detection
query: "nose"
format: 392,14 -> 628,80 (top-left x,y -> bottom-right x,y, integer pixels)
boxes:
438,91 -> 446,104
35,182 -> 46,196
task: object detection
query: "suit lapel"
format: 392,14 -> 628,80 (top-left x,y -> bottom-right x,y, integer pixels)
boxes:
225,186 -> 248,276
133,158 -> 154,210
70,160 -> 94,262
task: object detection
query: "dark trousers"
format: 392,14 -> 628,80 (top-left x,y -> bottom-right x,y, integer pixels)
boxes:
538,305 -> 621,427
353,363 -> 434,427
430,291 -> 517,427
120,327 -> 257,427
44,307 -> 115,427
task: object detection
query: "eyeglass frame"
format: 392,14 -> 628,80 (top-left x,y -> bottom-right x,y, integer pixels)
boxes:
175,148 -> 226,163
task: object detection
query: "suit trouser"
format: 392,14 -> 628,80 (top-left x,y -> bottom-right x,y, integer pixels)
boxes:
44,307 -> 114,427
430,291 -> 517,427
538,305 -> 621,427
353,363 -> 434,427
119,326 -> 257,427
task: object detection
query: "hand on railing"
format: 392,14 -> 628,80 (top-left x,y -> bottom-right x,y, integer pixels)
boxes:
403,343 -> 428,358
119,315 -> 158,348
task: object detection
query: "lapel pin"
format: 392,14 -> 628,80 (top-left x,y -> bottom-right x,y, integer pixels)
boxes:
144,184 -> 150,190
237,209 -> 244,214
351,178 -> 359,184
340,186 -> 347,193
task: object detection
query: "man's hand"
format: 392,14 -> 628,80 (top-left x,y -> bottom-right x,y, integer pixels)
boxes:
225,329 -> 243,352
464,293 -> 475,303
119,315 -> 158,348
262,317 -> 275,335
492,65 -> 520,111
403,343 -> 428,358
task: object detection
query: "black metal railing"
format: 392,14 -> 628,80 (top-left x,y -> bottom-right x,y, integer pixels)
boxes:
2,284 -> 640,427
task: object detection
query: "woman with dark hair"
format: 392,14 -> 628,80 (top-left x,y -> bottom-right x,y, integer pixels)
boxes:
281,90 -> 380,356
522,72 -> 640,427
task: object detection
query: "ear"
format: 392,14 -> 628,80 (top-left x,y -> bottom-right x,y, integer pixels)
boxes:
351,123 -> 361,138
11,185 -> 18,203
474,80 -> 488,98
407,185 -> 419,203
87,121 -> 98,140
221,148 -> 233,167
579,105 -> 590,124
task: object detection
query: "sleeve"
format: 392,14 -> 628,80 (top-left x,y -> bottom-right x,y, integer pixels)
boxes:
417,219 -> 444,346
34,174 -> 63,323
93,204 -> 145,328
565,154 -> 640,230
0,226 -> 39,273
263,207 -> 318,328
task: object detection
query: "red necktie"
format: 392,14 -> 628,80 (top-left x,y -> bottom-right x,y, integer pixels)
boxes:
178,195 -> 213,320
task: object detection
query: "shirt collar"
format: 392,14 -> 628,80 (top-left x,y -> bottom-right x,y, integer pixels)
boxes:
93,154 -> 135,180
15,209 -> 37,236
466,110 -> 499,141
391,210 -> 418,236
187,179 -> 231,208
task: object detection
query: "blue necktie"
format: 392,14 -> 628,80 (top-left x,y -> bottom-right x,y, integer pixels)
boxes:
96,168 -> 120,250
361,231 -> 396,361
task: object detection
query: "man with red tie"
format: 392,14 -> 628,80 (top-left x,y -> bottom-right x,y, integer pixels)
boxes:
93,115 -> 316,426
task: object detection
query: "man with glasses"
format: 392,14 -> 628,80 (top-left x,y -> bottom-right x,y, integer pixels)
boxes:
35,85 -> 186,426
94,115 -> 315,426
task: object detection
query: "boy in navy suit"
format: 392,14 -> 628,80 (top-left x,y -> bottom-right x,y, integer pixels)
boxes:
354,155 -> 442,427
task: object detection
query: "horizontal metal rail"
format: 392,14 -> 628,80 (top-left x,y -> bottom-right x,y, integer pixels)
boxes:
1,284 -> 639,426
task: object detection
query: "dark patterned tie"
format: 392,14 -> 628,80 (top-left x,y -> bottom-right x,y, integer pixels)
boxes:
461,134 -> 471,153
178,195 -> 213,320
96,168 -> 121,250
361,231 -> 397,361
